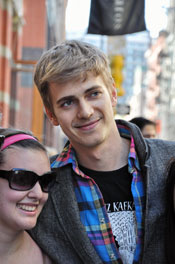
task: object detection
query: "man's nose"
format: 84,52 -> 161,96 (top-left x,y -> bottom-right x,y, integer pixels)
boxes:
77,99 -> 94,119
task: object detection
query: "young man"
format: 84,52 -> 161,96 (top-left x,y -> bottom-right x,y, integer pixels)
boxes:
30,40 -> 175,264
129,117 -> 157,139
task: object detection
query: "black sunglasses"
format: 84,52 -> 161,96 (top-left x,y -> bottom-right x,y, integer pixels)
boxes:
0,168 -> 56,192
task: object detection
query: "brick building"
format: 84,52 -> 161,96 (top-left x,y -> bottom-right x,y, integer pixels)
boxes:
0,0 -> 67,151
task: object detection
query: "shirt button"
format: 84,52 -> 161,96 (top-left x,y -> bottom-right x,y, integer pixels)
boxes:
100,218 -> 105,224
130,168 -> 135,173
110,253 -> 115,260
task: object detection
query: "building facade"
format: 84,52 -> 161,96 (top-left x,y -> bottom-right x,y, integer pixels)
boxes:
0,0 -> 67,152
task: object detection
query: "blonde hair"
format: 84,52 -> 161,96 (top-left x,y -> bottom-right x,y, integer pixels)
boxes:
34,40 -> 114,112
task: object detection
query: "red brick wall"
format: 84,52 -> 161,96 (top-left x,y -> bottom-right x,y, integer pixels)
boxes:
0,2 -> 13,126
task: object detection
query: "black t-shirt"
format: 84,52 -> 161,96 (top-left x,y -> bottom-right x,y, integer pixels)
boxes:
79,164 -> 134,206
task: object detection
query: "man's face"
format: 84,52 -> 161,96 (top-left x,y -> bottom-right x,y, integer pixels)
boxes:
141,124 -> 156,138
46,73 -> 118,150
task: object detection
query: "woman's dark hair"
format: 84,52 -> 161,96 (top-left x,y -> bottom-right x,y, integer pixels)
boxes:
166,159 -> 175,263
129,117 -> 156,130
0,127 -> 47,166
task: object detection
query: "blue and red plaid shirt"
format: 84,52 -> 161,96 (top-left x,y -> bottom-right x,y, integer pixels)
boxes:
51,124 -> 145,264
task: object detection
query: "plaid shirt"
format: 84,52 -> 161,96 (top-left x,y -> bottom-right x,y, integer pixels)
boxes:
51,124 -> 145,264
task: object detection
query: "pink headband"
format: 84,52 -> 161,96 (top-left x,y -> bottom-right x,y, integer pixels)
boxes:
1,134 -> 37,151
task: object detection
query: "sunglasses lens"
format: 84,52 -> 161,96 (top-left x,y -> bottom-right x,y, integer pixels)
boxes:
11,171 -> 35,191
40,173 -> 56,192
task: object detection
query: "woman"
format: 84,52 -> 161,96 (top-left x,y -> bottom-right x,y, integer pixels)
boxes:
0,128 -> 56,264
166,158 -> 175,263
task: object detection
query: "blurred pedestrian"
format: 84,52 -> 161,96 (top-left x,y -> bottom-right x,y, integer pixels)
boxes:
30,39 -> 175,264
0,128 -> 56,264
129,116 -> 156,138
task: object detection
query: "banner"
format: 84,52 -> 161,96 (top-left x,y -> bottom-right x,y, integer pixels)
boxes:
87,0 -> 146,35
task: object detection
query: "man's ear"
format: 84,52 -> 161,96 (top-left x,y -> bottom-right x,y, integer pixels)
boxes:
45,108 -> 59,126
111,82 -> 117,107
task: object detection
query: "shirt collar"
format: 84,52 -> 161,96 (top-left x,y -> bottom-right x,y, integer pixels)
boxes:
51,122 -> 140,172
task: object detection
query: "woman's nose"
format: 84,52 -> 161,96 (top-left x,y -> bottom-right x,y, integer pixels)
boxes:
27,182 -> 44,199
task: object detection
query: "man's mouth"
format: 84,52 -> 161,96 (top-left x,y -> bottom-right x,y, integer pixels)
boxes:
75,119 -> 100,129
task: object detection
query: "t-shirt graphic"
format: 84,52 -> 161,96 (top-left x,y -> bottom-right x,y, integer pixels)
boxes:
107,203 -> 136,264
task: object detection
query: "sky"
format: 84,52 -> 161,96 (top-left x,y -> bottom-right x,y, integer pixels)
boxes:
66,0 -> 169,38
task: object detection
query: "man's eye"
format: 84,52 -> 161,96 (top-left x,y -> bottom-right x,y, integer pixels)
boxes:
61,100 -> 73,107
91,91 -> 100,97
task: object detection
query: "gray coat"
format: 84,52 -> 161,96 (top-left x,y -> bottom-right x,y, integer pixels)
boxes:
30,120 -> 175,264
